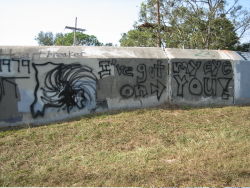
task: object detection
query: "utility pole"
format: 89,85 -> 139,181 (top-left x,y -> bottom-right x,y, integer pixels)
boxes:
65,17 -> 86,46
156,0 -> 161,47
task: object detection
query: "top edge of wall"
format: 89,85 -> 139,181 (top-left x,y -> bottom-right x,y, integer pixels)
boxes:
0,46 -> 166,59
1,46 -> 249,61
165,48 -> 250,61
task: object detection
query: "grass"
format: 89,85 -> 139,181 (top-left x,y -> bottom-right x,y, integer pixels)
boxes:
0,104 -> 249,186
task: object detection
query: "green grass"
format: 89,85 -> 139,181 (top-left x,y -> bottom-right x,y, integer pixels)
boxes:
0,105 -> 249,186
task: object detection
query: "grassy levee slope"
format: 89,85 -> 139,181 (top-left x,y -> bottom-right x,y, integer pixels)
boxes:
0,105 -> 249,186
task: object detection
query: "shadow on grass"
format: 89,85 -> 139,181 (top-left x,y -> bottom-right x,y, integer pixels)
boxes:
0,102 -> 246,132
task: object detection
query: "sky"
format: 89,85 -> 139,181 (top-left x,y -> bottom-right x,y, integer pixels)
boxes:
0,0 -> 249,46
0,0 -> 144,46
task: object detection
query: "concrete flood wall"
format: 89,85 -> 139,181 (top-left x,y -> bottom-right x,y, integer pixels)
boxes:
166,49 -> 235,105
0,47 -> 169,127
0,46 -> 249,127
233,53 -> 250,104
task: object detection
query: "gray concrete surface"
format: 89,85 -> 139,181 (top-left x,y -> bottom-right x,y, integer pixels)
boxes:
0,46 -> 250,127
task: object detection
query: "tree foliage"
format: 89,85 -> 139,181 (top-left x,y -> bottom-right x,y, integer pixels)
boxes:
35,31 -> 55,46
120,28 -> 157,47
120,0 -> 250,50
235,42 -> 250,52
35,31 -> 102,46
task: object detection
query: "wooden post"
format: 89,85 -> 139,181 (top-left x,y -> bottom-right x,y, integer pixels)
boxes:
65,17 -> 86,46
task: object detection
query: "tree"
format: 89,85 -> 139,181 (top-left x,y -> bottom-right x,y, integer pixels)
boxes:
54,32 -> 102,46
35,31 -> 55,46
235,42 -> 250,52
120,0 -> 250,50
208,17 -> 239,49
120,27 -> 158,47
35,31 -> 102,46
104,43 -> 114,46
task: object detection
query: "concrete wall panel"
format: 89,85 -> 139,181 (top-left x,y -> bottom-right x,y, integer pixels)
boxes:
234,60 -> 250,104
0,47 -> 169,127
170,59 -> 234,105
0,46 -> 250,127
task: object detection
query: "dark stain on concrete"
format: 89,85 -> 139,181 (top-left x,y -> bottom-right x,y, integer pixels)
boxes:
0,79 -> 22,122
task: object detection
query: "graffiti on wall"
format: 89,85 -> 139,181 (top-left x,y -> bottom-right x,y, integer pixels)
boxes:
172,60 -> 233,99
0,58 -> 166,118
0,58 -> 31,102
0,57 -> 99,119
0,77 -> 29,102
0,57 -> 167,121
0,58 -> 31,74
30,62 -> 97,118
97,59 -> 167,101
0,49 -> 87,59
0,58 -> 32,121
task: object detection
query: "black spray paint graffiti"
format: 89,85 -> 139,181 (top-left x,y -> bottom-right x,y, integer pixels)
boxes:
0,58 -> 31,102
119,60 -> 166,101
120,84 -> 148,99
115,64 -> 134,77
148,60 -> 165,79
150,80 -> 166,100
98,60 -> 111,79
0,58 -> 31,74
0,76 -> 29,102
98,59 -> 134,78
30,62 -> 97,118
0,58 -> 30,121
97,59 -> 166,100
172,60 -> 233,99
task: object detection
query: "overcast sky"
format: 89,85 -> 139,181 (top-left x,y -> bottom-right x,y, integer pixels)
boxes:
0,0 -> 249,46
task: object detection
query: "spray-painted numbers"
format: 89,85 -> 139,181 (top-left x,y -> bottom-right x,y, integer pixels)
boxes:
0,58 -> 30,74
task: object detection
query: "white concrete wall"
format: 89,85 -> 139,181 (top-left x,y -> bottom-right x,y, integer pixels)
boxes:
0,46 -> 168,127
0,46 -> 250,127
